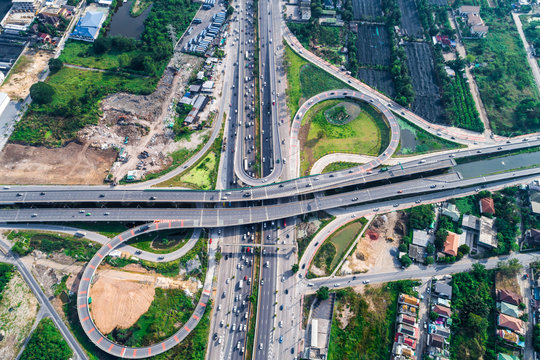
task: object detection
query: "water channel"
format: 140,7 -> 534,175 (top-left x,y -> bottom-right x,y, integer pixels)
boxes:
454,150 -> 540,179
107,0 -> 152,39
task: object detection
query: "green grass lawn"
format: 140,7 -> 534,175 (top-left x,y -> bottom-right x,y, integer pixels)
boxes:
312,218 -> 368,275
126,229 -> 193,254
284,44 -> 352,120
463,9 -> 539,135
11,67 -> 155,146
393,115 -> 462,156
452,195 -> 480,217
59,41 -> 144,70
321,161 -> 361,173
328,281 -> 418,360
177,151 -> 217,189
300,99 -> 388,176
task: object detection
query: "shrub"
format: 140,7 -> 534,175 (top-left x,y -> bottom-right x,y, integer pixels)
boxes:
30,82 -> 55,104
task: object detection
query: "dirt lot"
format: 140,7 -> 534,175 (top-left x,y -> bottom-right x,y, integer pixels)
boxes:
340,212 -> 406,274
80,53 -> 205,181
0,272 -> 39,360
0,49 -> 53,100
495,272 -> 521,297
0,142 -> 116,185
90,265 -> 199,334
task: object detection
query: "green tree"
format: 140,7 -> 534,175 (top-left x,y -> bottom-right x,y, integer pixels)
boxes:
400,254 -> 412,268
458,244 -> 470,255
20,318 -> 73,360
227,5 -> 234,16
426,243 -> 435,255
93,37 -> 111,54
118,53 -> 131,68
47,58 -> 63,74
426,256 -> 435,265
398,243 -> 408,252
317,286 -> 329,300
497,258 -> 523,276
409,205 -> 435,229
429,310 -> 439,321
30,82 -> 55,105
534,324 -> 540,352
292,263 -> 299,273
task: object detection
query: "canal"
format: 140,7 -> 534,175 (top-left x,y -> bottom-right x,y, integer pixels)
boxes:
454,150 -> 540,179
107,0 -> 152,39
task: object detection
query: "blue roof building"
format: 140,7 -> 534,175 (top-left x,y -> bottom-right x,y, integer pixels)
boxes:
69,11 -> 105,42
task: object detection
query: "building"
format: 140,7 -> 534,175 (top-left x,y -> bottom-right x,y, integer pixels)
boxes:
478,216 -> 497,248
462,214 -> 481,231
443,232 -> 459,257
434,282 -> 452,300
429,324 -> 451,338
497,329 -> 524,347
399,294 -> 420,307
398,314 -> 416,326
12,0 -> 40,12
299,0 -> 311,21
184,95 -> 209,125
0,93 -> 10,118
70,11 -> 105,42
497,353 -> 520,360
497,314 -> 524,335
471,25 -> 489,37
432,304 -> 452,318
497,301 -> 520,318
189,84 -> 201,93
397,324 -> 419,339
527,228 -> 540,247
479,197 -> 495,215
458,5 -> 480,15
531,191 -> 540,214
412,229 -> 433,248
442,203 -> 460,222
428,334 -> 445,350
497,289 -> 522,306
201,80 -> 214,93
408,244 -> 426,264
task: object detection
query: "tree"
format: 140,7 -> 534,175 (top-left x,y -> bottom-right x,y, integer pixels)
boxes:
291,263 -> 299,273
458,244 -> 470,255
316,286 -> 329,301
400,254 -> 412,268
227,5 -> 234,16
497,258 -> 523,277
534,324 -> 540,352
30,82 -> 55,105
426,256 -> 435,265
118,53 -> 130,68
429,311 -> 439,321
215,251 -> 222,262
20,318 -> 73,360
409,205 -> 435,229
48,58 -> 63,74
434,229 -> 448,251
93,37 -> 111,54
426,243 -> 435,255
398,243 -> 408,252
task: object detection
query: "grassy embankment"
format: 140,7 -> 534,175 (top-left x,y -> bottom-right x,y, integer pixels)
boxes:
297,213 -> 336,261
299,99 -> 389,176
284,44 -> 353,121
328,280 -> 418,360
126,228 -> 194,254
311,218 -> 368,276
321,161 -> 362,173
463,6 -> 539,136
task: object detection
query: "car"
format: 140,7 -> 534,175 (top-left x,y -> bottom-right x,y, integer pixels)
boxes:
99,194 -> 105,198
362,280 -> 370,284
430,184 -> 437,188
334,283 -> 340,287
16,193 -> 23,196
157,256 -> 164,260
104,212 -> 110,216
351,197 -> 358,201
280,304 -> 283,310
497,147 -> 503,150
149,196 -> 156,200
279,336 -> 283,343
373,208 -> 379,212
261,279 -> 264,285
218,304 -> 222,311
40,191 -> 46,195
397,190 -> 403,193
285,288 -> 289,294
279,321 -> 283,327
213,333 -> 218,341
222,291 -> 226,298
31,213 -> 37,217
259,343 -> 263,350
291,347 -> 295,354
135,250 -> 142,255
393,204 -> 399,207
220,320 -> 224,327
85,212 -> 92,216
302,263 -> 306,269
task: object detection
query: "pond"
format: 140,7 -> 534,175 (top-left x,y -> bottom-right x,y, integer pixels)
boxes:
107,0 -> 152,39
454,151 -> 540,179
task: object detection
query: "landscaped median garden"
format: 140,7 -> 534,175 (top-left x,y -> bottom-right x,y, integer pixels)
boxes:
299,98 -> 390,176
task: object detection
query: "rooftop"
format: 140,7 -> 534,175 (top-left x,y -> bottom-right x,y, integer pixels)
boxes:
479,197 -> 495,215
443,232 -> 459,257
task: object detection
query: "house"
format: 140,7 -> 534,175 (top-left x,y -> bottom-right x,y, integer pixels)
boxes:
479,197 -> 495,215
478,216 -> 497,248
399,304 -> 417,316
393,343 -> 416,359
400,294 -> 420,307
445,66 -> 456,77
462,214 -> 481,231
432,35 -> 455,48
531,191 -> 540,214
201,80 -> 214,93
458,5 -> 480,15
408,244 -> 426,264
497,329 -> 525,347
37,13 -> 61,27
497,289 -> 522,306
442,203 -> 460,222
11,0 -> 40,12
443,232 -> 459,257
527,228 -> 540,247
397,324 -> 419,339
98,0 -> 113,6
497,314 -> 524,335
299,0 -> 312,21
471,25 -> 489,37
436,297 -> 451,308
412,229 -> 433,248
37,32 -> 52,43
398,314 -> 417,326
428,334 -> 445,350
189,84 -> 201,93
429,324 -> 451,338
467,13 -> 484,26
432,304 -> 452,318
59,5 -> 75,18
497,301 -> 520,318
434,282 -> 452,299
69,11 -> 106,42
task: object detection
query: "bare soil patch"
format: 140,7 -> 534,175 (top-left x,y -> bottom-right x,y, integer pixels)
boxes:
1,49 -> 53,100
495,272 -> 521,296
341,212 -> 406,274
0,142 -> 116,185
90,267 -> 199,334
0,272 -> 39,360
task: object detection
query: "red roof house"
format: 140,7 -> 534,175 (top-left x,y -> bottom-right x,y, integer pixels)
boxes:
443,232 -> 460,257
497,289 -> 522,306
433,304 -> 452,318
479,197 -> 495,215
498,314 -> 524,335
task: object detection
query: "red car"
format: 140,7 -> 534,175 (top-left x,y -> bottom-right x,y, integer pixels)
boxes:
209,238 -> 212,244
283,219 -> 287,227
244,275 -> 248,281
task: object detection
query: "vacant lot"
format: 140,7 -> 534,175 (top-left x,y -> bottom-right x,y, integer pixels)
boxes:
356,24 -> 391,67
59,41 -> 145,71
464,10 -> 538,135
357,68 -> 395,97
0,142 -> 116,184
328,281 -> 417,360
0,49 -> 52,100
299,99 -> 388,175
394,115 -> 461,155
405,42 -> 443,123
0,271 -> 39,360
352,0 -> 383,20
312,218 -> 368,276
126,229 -> 193,254
285,45 -> 352,119
398,0 -> 424,38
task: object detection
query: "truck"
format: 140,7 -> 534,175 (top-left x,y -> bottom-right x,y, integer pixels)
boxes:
238,280 -> 243,289
244,158 -> 248,172
74,231 -> 86,238
245,51 -> 249,60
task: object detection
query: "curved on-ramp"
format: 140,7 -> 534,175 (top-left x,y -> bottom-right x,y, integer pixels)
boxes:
291,89 -> 400,174
77,221 -> 212,359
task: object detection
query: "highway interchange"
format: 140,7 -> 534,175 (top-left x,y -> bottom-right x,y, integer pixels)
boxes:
2,0 -> 540,359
